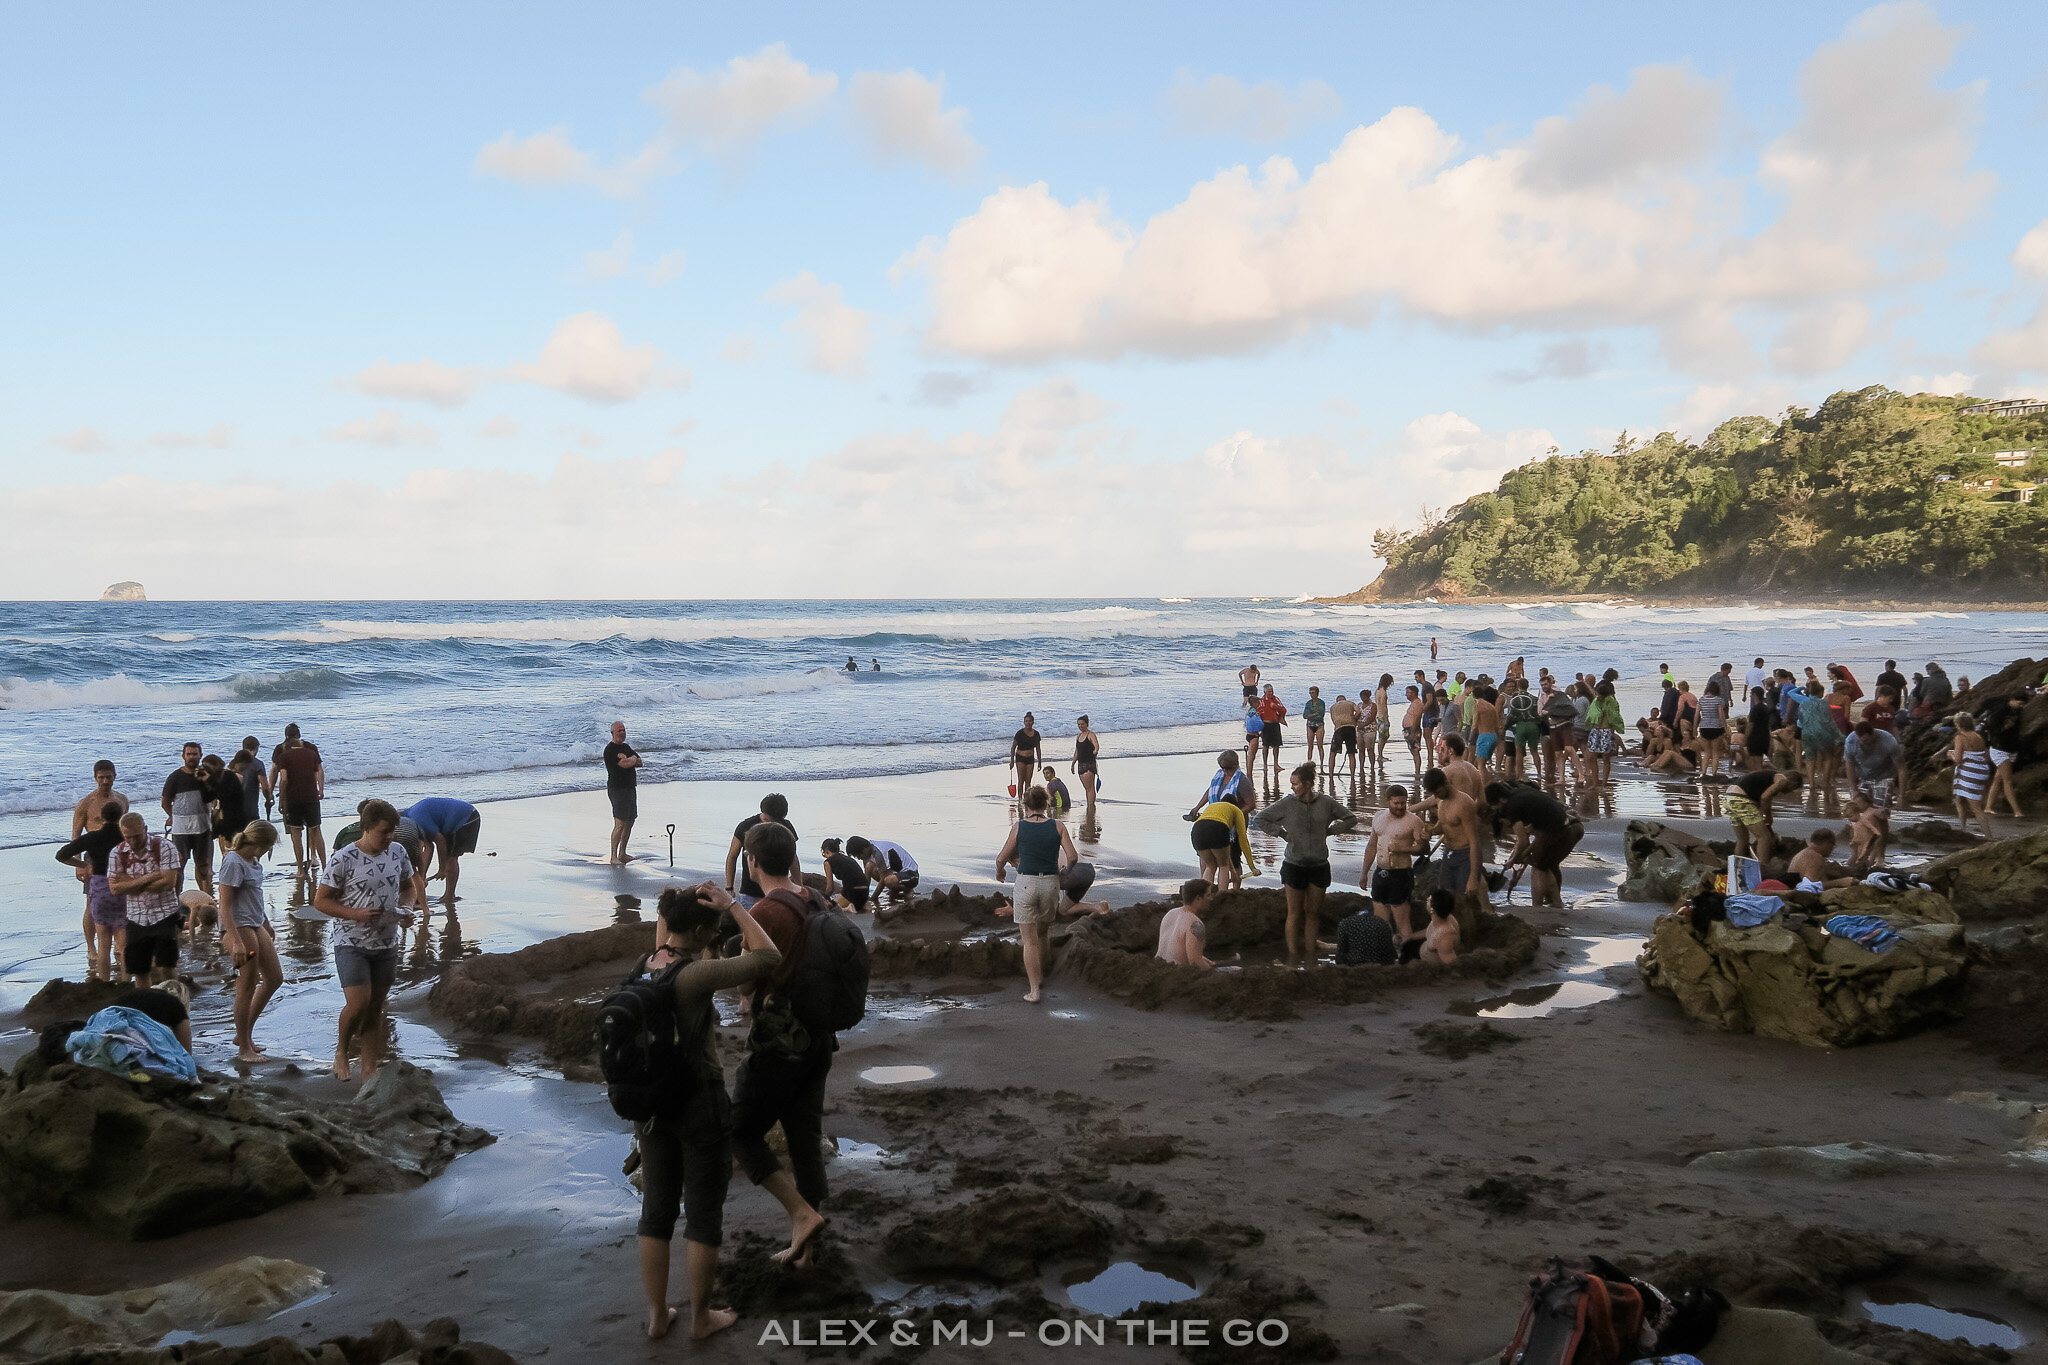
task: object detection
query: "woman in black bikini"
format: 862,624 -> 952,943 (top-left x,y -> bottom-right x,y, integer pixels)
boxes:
1011,713 -> 1042,799
1071,715 -> 1101,810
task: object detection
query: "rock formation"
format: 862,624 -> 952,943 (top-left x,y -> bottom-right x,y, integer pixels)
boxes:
1620,820 -> 1729,903
8,1316 -> 514,1365
0,1057 -> 492,1239
1901,654 -> 2045,807
98,581 -> 145,602
0,1257 -> 325,1358
1920,827 -> 2048,920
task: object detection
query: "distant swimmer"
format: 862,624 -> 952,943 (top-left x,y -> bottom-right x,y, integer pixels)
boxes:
870,658 -> 880,672
844,656 -> 859,672
404,797 -> 481,904
1238,663 -> 1260,699
1010,713 -> 1043,798
603,721 -> 643,864
1431,636 -> 1439,662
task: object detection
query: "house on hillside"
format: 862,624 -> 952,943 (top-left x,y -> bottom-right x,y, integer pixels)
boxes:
1991,449 -> 2034,469
1957,397 -> 2047,417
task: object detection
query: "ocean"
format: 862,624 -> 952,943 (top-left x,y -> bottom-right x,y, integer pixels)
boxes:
3,597 -> 2042,849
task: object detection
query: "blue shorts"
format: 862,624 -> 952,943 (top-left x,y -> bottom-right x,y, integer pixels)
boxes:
1475,733 -> 1499,761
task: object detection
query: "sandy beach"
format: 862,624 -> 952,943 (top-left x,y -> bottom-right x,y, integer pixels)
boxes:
4,644 -> 2044,1364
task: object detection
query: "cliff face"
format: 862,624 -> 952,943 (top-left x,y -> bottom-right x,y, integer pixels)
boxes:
1356,387 -> 2048,602
99,581 -> 145,601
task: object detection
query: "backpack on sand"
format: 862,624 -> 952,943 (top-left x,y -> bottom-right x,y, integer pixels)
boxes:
766,888 -> 871,1034
597,957 -> 700,1122
1500,1258 -> 1647,1365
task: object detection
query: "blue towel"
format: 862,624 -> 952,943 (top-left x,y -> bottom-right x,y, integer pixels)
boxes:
65,1005 -> 198,1082
1725,893 -> 1784,928
1825,914 -> 1899,953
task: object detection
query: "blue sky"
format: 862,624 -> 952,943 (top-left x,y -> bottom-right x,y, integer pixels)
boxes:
3,2 -> 2045,599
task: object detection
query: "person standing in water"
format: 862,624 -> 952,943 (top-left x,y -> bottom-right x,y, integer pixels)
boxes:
71,760 -> 129,966
1238,663 -> 1261,701
314,799 -> 416,1082
1302,687 -> 1327,772
1254,762 -> 1358,969
1430,636 -> 1439,662
995,785 -> 1077,1004
604,721 -> 643,865
1071,715 -> 1101,810
1010,713 -> 1043,798
57,797 -> 129,981
217,819 -> 283,1063
272,724 -> 327,872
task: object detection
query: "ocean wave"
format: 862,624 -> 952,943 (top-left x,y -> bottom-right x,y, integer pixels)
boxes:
150,632 -> 198,643
267,607 -> 1163,645
685,669 -> 852,701
0,667 -> 354,712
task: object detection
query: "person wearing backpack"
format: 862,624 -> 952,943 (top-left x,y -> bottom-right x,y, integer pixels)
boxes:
1502,680 -> 1542,783
619,886 -> 783,1342
724,821 -> 866,1270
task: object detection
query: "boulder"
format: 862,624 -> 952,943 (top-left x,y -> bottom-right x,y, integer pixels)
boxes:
1901,655 -> 2046,807
0,1257 -> 325,1358
0,1059 -> 491,1239
1638,908 -> 1967,1048
98,581 -> 145,602
1809,883 -> 1956,925
1621,820 -> 1728,903
1920,827 -> 2048,921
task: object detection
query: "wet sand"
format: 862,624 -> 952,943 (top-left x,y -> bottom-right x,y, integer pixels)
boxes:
4,665 -> 2045,1364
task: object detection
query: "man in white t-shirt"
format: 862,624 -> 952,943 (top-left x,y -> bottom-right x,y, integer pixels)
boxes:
314,798 -> 416,1082
1744,658 -> 1768,702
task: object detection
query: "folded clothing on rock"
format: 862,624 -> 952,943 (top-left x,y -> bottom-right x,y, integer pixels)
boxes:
1824,914 -> 1900,953
63,1005 -> 197,1082
1724,893 -> 1784,928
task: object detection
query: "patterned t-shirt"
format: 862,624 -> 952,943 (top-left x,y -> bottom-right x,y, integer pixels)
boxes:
319,842 -> 414,951
109,835 -> 182,925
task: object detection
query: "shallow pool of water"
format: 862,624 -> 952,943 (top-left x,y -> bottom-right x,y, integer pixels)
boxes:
860,1064 -> 937,1084
1564,934 -> 1647,975
1065,1262 -> 1200,1316
1853,1283 -> 2032,1349
1448,980 -> 1620,1019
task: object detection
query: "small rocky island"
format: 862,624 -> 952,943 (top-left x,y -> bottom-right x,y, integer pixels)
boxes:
99,581 -> 145,601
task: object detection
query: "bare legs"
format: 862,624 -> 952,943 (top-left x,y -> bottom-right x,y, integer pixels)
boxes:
232,926 -> 284,1062
1020,922 -> 1048,1003
609,817 -> 635,864
638,1237 -> 735,1341
760,1169 -> 827,1266
333,981 -> 387,1081
1283,883 -> 1325,968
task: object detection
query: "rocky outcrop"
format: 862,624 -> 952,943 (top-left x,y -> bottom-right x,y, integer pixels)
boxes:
1902,655 -> 2045,805
1621,820 -> 1729,903
427,920 -> 653,1069
0,1257 -> 325,1359
1638,907 -> 1966,1048
1958,920 -> 2048,1073
1920,827 -> 2048,921
97,581 -> 145,602
19,978 -> 132,1028
15,1317 -> 513,1365
0,1058 -> 491,1239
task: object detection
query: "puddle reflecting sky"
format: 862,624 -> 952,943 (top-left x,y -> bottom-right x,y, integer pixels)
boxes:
1449,981 -> 1620,1019
860,1065 -> 937,1084
1065,1262 -> 1200,1317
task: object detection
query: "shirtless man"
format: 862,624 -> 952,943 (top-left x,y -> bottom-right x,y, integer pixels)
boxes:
72,761 -> 130,940
1469,686 -> 1503,774
1437,735 -> 1485,807
1371,674 -> 1394,775
1237,663 -> 1261,702
1360,786 -> 1427,944
1399,685 -> 1425,783
1327,693 -> 1359,780
1418,766 -> 1487,905
1420,890 -> 1460,964
1787,829 -> 1857,890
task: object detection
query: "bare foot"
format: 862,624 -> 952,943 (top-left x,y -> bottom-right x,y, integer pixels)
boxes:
692,1308 -> 737,1340
331,1059 -> 353,1082
646,1306 -> 677,1340
236,1046 -> 264,1063
1023,989 -> 1042,1003
771,1211 -> 827,1265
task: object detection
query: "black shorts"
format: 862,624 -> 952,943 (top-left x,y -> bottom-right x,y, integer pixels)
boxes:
637,1087 -> 734,1245
1243,684 -> 1257,699
124,915 -> 183,974
1191,818 -> 1233,853
1747,720 -> 1772,756
283,799 -> 321,829
1260,722 -> 1282,747
1528,819 -> 1585,875
1369,867 -> 1414,906
447,812 -> 482,856
842,884 -> 871,911
1333,726 -> 1357,754
1280,860 -> 1332,890
1700,727 -> 1726,741
609,786 -> 638,821
173,833 -> 212,876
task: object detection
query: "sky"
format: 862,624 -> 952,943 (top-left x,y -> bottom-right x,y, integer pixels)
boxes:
3,1 -> 2046,600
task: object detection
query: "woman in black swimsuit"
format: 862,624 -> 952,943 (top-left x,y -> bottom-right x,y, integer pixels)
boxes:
1071,715 -> 1101,810
1011,713 -> 1042,799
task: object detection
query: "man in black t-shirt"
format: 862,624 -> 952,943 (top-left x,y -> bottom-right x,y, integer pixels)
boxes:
1875,659 -> 1908,698
1485,782 -> 1581,909
602,721 -> 642,865
725,793 -> 799,906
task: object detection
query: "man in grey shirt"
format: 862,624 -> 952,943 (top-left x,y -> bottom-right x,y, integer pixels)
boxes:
1254,762 -> 1359,970
1842,721 -> 1904,809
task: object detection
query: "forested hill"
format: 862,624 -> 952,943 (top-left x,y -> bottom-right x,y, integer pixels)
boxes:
1351,387 -> 2048,602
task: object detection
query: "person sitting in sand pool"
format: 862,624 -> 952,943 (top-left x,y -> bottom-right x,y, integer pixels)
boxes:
1728,768 -> 1801,863
631,887 -> 782,1342
995,786 -> 1078,1004
1787,829 -> 1857,891
1042,766 -> 1073,815
820,838 -> 871,911
1329,902 -> 1398,966
1420,889 -> 1461,965
114,984 -> 194,1052
314,799 -> 416,1083
1059,859 -> 1112,917
217,819 -> 284,1063
1155,879 -> 1217,968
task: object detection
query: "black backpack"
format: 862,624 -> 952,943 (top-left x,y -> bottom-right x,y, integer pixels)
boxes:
597,957 -> 701,1122
766,888 -> 871,1035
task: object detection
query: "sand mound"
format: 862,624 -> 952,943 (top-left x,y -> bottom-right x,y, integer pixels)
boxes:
0,1257 -> 326,1358
0,1058 -> 490,1240
426,920 -> 652,1071
15,1316 -> 514,1365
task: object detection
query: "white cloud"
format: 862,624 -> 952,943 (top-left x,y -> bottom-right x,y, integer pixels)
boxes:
581,230 -> 635,280
331,410 -> 439,447
1164,70 -> 1342,142
352,358 -> 479,408
1665,382 -> 1800,437
645,43 -> 837,159
766,272 -> 874,378
719,334 -> 757,364
646,250 -> 687,286
1523,64 -> 1720,191
848,69 -> 981,176
478,416 -> 520,438
505,313 -> 668,403
1974,219 -> 2048,379
146,424 -> 235,451
902,5 -> 1986,380
2014,221 -> 2048,281
1768,300 -> 1873,374
51,427 -> 112,454
474,128 -> 597,187
1495,338 -> 1610,385
1895,371 -> 1975,395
